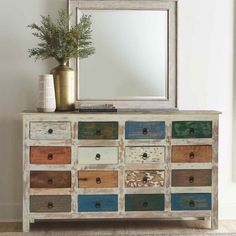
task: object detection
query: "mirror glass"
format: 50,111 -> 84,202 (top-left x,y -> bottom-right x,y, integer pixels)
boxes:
79,10 -> 168,100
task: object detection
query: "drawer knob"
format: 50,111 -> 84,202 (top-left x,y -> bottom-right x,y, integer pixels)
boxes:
142,153 -> 148,160
95,201 -> 101,208
47,202 -> 54,209
189,152 -> 195,159
189,128 -> 195,135
48,179 -> 53,185
96,177 -> 101,184
95,153 -> 101,160
189,176 -> 194,183
96,130 -> 102,136
189,200 -> 195,207
143,175 -> 149,183
48,129 -> 53,134
142,128 -> 148,135
143,201 -> 149,208
48,153 -> 53,160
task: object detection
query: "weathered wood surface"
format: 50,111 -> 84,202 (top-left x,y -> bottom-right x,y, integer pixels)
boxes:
30,171 -> 71,188
78,171 -> 118,188
30,147 -> 71,164
125,170 -> 165,188
125,146 -> 165,163
172,121 -> 212,139
30,122 -> 71,140
125,121 -> 165,139
78,122 -> 118,139
171,145 -> 212,163
78,147 -> 118,164
171,169 -> 212,187
78,195 -> 118,212
171,193 -> 212,211
30,195 -> 71,212
125,194 -> 164,211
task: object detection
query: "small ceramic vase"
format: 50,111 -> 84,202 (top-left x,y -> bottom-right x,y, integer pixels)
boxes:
37,74 -> 56,112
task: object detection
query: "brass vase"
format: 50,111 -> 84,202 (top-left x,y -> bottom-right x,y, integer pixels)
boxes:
51,61 -> 75,111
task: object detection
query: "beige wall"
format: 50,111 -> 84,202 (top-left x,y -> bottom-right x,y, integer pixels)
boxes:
0,0 -> 236,221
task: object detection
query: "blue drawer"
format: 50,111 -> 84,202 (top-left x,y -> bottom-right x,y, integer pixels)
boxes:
78,195 -> 118,212
171,193 -> 211,211
125,121 -> 165,139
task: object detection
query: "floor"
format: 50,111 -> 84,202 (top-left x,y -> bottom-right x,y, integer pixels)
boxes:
0,220 -> 236,236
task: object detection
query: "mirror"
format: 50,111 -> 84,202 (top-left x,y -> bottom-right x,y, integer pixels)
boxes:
69,0 -> 177,109
79,10 -> 167,100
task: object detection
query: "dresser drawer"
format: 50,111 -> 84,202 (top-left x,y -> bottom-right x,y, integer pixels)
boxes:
171,193 -> 211,211
125,194 -> 164,211
172,169 -> 212,187
30,195 -> 71,212
172,121 -> 212,139
30,122 -> 71,140
78,195 -> 118,212
78,171 -> 118,188
125,147 -> 165,163
172,145 -> 212,163
125,121 -> 165,139
78,122 -> 118,139
125,170 -> 165,188
30,147 -> 71,164
30,171 -> 71,188
78,147 -> 118,164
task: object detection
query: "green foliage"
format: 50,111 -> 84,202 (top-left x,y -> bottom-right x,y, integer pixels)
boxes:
28,10 -> 95,64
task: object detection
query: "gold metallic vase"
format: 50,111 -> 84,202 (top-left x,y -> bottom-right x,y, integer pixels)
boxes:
51,63 -> 75,111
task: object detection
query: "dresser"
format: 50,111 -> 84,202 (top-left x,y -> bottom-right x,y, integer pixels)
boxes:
22,110 -> 220,232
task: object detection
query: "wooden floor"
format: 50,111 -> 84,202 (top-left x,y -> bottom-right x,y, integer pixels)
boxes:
0,220 -> 236,235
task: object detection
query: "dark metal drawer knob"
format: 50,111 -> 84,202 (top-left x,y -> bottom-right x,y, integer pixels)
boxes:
96,177 -> 101,184
189,200 -> 195,207
142,153 -> 148,160
48,129 -> 53,134
189,128 -> 195,135
143,176 -> 149,183
189,176 -> 194,183
143,201 -> 148,208
189,152 -> 195,159
47,202 -> 54,209
95,201 -> 101,208
96,130 -> 102,136
48,153 -> 53,160
48,179 -> 53,185
95,153 -> 101,160
142,128 -> 148,135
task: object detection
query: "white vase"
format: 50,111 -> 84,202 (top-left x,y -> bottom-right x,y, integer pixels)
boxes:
37,74 -> 56,112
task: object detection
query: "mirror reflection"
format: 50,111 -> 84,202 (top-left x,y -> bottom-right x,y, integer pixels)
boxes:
79,10 -> 167,100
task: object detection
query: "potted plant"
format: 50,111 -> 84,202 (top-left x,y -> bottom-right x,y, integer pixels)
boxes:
28,10 -> 95,111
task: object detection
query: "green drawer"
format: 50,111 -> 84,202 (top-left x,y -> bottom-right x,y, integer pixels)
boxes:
172,121 -> 212,139
78,122 -> 118,139
125,194 -> 164,211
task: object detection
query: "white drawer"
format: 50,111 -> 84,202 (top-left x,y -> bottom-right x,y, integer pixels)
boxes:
125,147 -> 165,163
30,122 -> 71,140
78,147 -> 118,164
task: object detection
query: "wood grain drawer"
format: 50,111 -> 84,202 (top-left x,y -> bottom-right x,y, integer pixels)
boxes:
125,194 -> 164,211
125,121 -> 165,139
172,121 -> 212,139
30,171 -> 71,188
78,147 -> 118,164
171,193 -> 211,211
78,171 -> 118,188
172,169 -> 212,187
78,195 -> 118,212
30,122 -> 71,140
125,170 -> 165,188
172,145 -> 212,163
78,122 -> 118,139
30,147 -> 71,164
30,195 -> 71,212
125,147 -> 165,163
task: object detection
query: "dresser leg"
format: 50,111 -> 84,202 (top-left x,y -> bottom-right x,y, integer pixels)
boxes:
23,220 -> 30,232
211,215 -> 218,230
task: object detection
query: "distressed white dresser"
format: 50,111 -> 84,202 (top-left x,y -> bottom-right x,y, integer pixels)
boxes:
22,110 -> 220,232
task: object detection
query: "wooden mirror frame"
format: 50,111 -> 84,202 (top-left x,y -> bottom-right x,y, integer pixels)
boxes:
68,0 -> 178,110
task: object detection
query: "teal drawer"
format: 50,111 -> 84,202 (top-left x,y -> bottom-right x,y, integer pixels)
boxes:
78,195 -> 118,212
125,194 -> 164,211
171,193 -> 211,211
125,122 -> 165,139
172,121 -> 212,139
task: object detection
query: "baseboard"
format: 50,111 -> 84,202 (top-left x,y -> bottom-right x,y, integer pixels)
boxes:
0,203 -> 21,222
